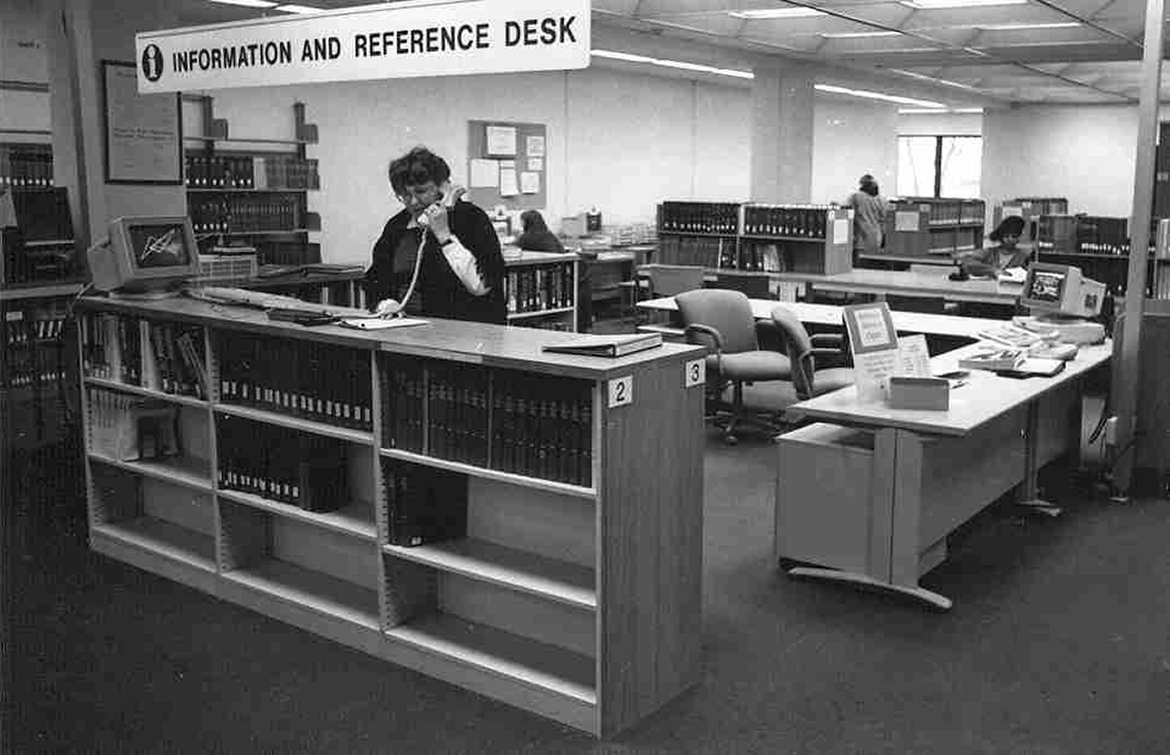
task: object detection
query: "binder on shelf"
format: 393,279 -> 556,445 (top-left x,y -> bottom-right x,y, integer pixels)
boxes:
541,332 -> 662,358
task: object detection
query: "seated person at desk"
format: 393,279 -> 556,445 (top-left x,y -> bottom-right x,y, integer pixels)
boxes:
364,147 -> 506,324
516,209 -> 566,253
956,215 -> 1031,279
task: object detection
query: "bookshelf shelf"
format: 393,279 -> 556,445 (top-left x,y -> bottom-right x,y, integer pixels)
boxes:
215,403 -> 373,445
656,230 -> 737,238
740,234 -> 826,243
76,297 -> 703,737
186,187 -> 315,194
0,282 -> 86,301
385,538 -> 596,610
379,448 -> 596,500
89,453 -> 214,493
184,135 -> 314,146
218,489 -> 377,542
92,518 -> 217,572
215,229 -> 319,236
85,377 -> 209,409
222,560 -> 380,630
387,612 -> 597,704
507,306 -> 575,321
24,238 -> 75,247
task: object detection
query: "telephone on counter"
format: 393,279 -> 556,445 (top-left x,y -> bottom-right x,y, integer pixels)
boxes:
379,184 -> 468,318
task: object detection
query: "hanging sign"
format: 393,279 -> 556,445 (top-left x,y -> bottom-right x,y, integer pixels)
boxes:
135,0 -> 591,94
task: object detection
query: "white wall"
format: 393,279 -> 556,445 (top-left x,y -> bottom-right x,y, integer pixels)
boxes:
0,0 -> 49,138
898,112 -> 982,136
982,105 -> 1138,218
810,97 -> 900,204
205,66 -> 753,264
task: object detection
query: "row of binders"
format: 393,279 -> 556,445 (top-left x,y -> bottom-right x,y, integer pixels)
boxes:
656,235 -> 725,268
0,146 -> 53,190
505,263 -> 574,314
897,198 -> 986,226
4,310 -> 67,390
742,204 -> 836,239
185,154 -> 320,190
383,459 -> 467,547
81,314 -> 142,386
145,320 -> 209,399
189,195 -> 305,234
218,333 -> 373,430
217,413 -> 349,512
658,201 -> 740,235
379,359 -> 593,486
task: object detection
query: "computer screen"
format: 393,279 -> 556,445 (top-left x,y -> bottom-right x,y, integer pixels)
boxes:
1020,263 -> 1105,318
89,215 -> 200,295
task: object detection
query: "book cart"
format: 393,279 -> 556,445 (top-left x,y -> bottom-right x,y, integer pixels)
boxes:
74,295 -> 705,737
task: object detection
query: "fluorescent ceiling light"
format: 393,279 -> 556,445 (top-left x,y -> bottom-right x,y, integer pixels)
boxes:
888,68 -> 978,90
591,50 -> 753,79
815,83 -> 945,108
898,106 -> 984,113
208,0 -> 277,7
977,22 -> 1081,30
902,0 -> 1026,8
729,8 -> 825,19
821,31 -> 901,39
275,3 -> 323,12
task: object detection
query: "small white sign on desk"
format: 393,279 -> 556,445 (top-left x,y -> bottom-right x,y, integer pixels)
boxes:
843,302 -> 900,402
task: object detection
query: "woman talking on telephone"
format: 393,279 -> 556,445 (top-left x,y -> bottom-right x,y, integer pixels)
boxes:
365,146 -> 506,324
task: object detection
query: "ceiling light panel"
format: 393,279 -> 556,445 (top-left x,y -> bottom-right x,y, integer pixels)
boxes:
275,4 -> 323,13
814,83 -> 945,108
821,31 -> 902,39
208,0 -> 277,7
902,0 -> 1027,8
977,22 -> 1081,30
728,8 -> 825,19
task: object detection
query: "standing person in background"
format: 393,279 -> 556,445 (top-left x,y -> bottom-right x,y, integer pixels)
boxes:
365,146 -> 506,324
516,210 -> 566,253
844,174 -> 890,264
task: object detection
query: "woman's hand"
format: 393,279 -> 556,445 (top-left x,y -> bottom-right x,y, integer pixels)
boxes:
374,298 -> 403,318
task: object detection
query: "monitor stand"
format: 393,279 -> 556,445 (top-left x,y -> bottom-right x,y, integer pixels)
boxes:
1014,314 -> 1106,345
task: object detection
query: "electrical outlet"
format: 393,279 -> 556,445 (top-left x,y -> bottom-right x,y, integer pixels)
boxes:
1104,416 -> 1119,446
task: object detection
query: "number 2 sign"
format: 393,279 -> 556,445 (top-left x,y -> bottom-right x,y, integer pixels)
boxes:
608,376 -> 633,408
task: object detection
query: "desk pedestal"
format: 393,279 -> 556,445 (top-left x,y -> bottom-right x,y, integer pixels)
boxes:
775,382 -> 1080,608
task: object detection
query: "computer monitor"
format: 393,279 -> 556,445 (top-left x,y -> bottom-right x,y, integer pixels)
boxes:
1020,263 -> 1106,319
88,215 -> 199,298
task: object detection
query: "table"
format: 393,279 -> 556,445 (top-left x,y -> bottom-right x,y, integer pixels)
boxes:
773,268 -> 1024,306
775,341 -> 1112,609
636,296 -> 1009,342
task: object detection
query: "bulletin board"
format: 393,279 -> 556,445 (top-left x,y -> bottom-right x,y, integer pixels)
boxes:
466,120 -> 546,211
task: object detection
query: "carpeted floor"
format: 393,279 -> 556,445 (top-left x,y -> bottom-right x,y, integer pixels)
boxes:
4,421 -> 1169,754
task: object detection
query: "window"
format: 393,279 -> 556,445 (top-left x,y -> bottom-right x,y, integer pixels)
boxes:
897,135 -> 981,198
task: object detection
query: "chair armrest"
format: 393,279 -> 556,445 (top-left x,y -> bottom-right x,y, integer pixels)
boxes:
754,319 -> 785,353
684,323 -> 725,351
810,333 -> 843,349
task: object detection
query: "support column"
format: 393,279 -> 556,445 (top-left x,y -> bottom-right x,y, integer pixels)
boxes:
750,64 -> 815,203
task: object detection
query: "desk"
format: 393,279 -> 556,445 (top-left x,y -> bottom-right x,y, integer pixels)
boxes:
774,268 -> 1023,306
775,341 -> 1111,609
636,296 -> 1007,342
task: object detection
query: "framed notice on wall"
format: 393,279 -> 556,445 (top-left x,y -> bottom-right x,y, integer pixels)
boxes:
102,60 -> 182,184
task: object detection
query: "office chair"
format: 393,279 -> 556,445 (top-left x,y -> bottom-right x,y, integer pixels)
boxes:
769,305 -> 855,403
676,289 -> 791,444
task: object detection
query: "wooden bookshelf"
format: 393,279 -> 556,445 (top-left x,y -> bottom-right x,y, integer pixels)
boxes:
503,251 -> 578,332
75,295 -> 706,737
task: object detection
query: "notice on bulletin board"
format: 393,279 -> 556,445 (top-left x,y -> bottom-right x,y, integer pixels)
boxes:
486,125 -> 517,157
520,171 -> 539,194
528,157 -> 543,171
470,159 -> 499,188
833,218 -> 849,245
526,135 -> 545,156
499,167 -> 518,196
895,211 -> 920,232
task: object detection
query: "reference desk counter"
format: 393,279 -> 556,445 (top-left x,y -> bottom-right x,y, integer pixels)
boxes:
772,268 -> 1024,306
74,295 -> 706,737
776,340 -> 1111,610
636,296 -> 1007,343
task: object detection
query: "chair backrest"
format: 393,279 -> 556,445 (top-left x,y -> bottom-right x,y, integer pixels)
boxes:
676,289 -> 759,354
715,273 -> 771,299
770,305 -> 816,401
650,265 -> 706,297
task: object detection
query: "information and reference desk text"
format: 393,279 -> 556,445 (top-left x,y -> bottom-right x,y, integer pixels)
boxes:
776,340 -> 1111,610
74,295 -> 706,737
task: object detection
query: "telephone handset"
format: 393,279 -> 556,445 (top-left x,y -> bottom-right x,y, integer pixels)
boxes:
380,185 -> 469,318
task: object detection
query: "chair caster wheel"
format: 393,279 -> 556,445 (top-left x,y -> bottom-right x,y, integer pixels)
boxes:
723,434 -> 738,446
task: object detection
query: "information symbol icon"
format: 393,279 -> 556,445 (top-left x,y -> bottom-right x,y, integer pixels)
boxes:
141,44 -> 163,82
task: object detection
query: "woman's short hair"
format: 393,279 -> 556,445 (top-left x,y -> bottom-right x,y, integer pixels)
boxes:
520,209 -> 549,235
859,173 -> 879,196
388,147 -> 451,196
989,214 -> 1026,241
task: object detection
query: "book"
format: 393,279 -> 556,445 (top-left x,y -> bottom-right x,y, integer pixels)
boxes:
541,332 -> 662,358
1001,358 -> 1067,378
976,324 -> 1051,349
959,348 -> 1025,372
